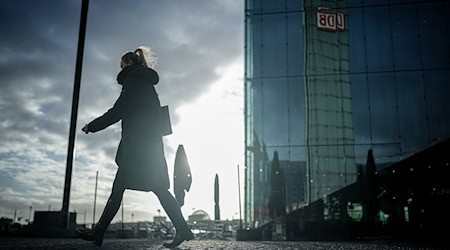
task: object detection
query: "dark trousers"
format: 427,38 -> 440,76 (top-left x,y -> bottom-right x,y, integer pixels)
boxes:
95,174 -> 189,235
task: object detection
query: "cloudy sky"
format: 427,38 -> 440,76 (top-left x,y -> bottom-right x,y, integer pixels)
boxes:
0,0 -> 244,224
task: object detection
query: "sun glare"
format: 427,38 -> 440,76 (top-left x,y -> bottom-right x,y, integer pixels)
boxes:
166,61 -> 244,220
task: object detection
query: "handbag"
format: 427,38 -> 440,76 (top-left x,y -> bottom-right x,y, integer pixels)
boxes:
161,105 -> 172,136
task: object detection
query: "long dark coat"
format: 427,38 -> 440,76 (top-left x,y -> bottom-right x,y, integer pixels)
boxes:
88,64 -> 170,191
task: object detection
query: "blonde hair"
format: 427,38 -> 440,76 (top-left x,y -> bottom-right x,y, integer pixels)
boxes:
121,46 -> 158,69
135,46 -> 158,69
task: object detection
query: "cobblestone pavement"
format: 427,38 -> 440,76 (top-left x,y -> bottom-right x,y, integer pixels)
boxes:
0,238 -> 447,250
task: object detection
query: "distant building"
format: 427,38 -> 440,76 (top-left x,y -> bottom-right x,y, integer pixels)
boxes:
0,217 -> 13,233
105,221 -> 153,239
153,216 -> 167,224
188,210 -> 211,223
31,211 -> 77,236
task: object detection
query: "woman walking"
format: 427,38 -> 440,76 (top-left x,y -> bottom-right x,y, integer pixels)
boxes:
78,46 -> 194,248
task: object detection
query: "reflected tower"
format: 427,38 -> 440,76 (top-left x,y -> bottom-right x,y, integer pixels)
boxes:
304,0 -> 357,203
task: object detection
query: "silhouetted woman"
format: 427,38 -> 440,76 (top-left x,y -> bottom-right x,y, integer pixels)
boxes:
78,46 -> 194,248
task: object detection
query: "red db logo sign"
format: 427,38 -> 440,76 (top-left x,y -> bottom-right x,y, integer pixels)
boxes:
317,9 -> 345,32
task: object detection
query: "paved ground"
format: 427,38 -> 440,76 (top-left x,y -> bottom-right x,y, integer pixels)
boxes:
0,238 -> 447,250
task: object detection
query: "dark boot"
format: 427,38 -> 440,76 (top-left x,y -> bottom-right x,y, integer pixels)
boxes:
77,184 -> 124,247
76,227 -> 104,246
153,189 -> 194,248
162,226 -> 194,248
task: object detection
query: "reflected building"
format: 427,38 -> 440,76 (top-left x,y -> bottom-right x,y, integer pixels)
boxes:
244,0 -> 450,231
303,0 -> 356,203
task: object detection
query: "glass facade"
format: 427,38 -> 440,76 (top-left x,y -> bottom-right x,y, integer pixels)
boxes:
244,0 -> 450,227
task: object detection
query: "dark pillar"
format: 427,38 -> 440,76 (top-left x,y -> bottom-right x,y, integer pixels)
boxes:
61,0 -> 89,229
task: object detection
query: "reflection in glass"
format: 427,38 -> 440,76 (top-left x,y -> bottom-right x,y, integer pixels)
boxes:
244,0 -> 450,228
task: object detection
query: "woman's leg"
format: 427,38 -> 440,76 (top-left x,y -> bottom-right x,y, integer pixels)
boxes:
153,188 -> 188,230
78,173 -> 125,246
153,188 -> 194,247
95,176 -> 126,234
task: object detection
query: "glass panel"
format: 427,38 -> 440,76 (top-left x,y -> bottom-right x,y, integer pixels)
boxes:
305,73 -> 358,202
251,79 -> 263,139
245,0 -> 252,11
418,2 -> 450,69
253,143 -> 275,225
285,147 -> 307,205
354,145 -> 370,166
252,15 -> 263,78
262,78 -> 289,146
396,72 -> 428,154
363,0 -> 388,4
246,14 -> 254,78
286,0 -> 302,11
288,77 -> 305,146
290,145 -> 306,162
347,0 -> 363,8
251,0 -> 262,13
390,4 -> 421,71
348,7 -> 366,73
447,3 -> 450,39
308,144 -> 356,201
389,0 -> 416,3
356,143 -> 401,173
261,0 -> 285,12
364,6 -> 394,72
245,79 -> 254,148
287,12 -> 303,76
371,143 -> 401,166
367,73 -> 400,145
351,74 -> 371,145
424,70 -> 450,143
262,13 -> 287,77
266,146 -> 288,163
303,1 -> 320,11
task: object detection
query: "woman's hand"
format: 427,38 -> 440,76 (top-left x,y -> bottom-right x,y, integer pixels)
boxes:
82,124 -> 89,134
